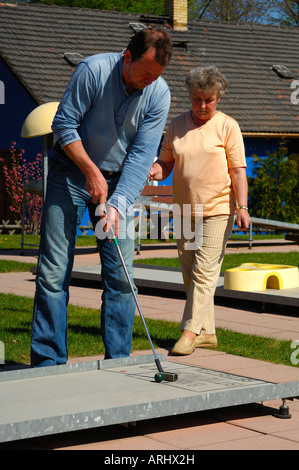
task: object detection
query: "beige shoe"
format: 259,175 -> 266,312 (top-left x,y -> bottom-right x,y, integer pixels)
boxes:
195,334 -> 217,348
171,335 -> 196,355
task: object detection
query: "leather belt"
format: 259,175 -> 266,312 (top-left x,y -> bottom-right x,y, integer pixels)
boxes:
101,170 -> 121,177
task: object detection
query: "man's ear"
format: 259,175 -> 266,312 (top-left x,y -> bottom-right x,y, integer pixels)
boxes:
123,49 -> 132,65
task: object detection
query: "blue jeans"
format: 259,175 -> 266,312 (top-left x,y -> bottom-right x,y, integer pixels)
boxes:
30,150 -> 136,367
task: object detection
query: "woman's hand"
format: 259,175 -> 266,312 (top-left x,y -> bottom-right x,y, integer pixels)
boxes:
236,207 -> 251,231
149,160 -> 174,181
230,167 -> 251,232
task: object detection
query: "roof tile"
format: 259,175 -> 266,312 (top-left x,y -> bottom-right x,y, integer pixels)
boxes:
0,3 -> 298,133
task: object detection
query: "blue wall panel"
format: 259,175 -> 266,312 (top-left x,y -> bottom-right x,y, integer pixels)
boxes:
0,59 -> 41,160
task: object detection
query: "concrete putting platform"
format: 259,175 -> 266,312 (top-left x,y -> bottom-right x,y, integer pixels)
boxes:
70,264 -> 299,308
1,354 -> 299,444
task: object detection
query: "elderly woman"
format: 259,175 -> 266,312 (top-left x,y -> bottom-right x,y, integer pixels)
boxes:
149,65 -> 251,355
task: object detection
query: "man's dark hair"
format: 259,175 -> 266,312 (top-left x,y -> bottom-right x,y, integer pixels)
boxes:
127,27 -> 172,66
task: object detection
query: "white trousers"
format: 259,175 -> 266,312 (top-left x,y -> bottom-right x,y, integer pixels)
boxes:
176,214 -> 234,335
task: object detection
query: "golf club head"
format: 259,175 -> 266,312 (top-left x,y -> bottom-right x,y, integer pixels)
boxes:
161,372 -> 178,382
154,359 -> 178,382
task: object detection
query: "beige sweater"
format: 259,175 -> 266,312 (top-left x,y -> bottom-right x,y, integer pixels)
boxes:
159,110 -> 246,217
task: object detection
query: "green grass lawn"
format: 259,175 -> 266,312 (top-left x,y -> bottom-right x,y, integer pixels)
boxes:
0,234 -> 97,250
0,292 -> 181,365
1,252 -> 298,274
0,291 -> 296,368
134,251 -> 299,272
0,235 -> 298,368
0,259 -> 37,273
0,232 -> 287,250
2,235 -> 298,274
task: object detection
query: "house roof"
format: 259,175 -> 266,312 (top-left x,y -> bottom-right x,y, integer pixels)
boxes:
1,2 -> 299,135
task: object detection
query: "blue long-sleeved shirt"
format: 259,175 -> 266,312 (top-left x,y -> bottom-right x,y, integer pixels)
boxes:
52,51 -> 171,216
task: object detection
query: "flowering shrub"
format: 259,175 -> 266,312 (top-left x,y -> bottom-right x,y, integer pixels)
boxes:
0,142 -> 43,234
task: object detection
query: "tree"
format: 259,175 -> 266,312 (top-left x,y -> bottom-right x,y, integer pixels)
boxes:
33,0 -> 165,15
29,0 -> 299,25
248,144 -> 299,223
188,0 -> 299,25
189,0 -> 277,23
274,0 -> 299,26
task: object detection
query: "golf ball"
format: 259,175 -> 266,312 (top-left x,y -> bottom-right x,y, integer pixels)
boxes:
155,373 -> 163,383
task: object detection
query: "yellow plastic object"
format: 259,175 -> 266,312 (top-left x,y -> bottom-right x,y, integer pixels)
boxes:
223,263 -> 299,292
21,102 -> 59,138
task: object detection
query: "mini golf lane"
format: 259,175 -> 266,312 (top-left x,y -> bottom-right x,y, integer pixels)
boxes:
1,355 -> 299,443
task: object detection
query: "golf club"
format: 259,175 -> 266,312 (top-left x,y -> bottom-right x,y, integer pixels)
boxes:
110,227 -> 178,383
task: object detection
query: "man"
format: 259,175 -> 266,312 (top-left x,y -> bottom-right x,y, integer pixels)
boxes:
31,28 -> 172,367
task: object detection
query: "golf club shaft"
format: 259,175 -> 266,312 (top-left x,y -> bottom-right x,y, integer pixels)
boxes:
112,234 -> 160,364
110,227 -> 178,381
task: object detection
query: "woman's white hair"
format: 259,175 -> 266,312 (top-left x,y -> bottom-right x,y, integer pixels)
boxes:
186,65 -> 228,97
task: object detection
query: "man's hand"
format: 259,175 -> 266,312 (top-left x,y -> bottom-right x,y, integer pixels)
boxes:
97,204 -> 119,239
62,141 -> 120,236
63,141 -> 108,205
85,170 -> 108,205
